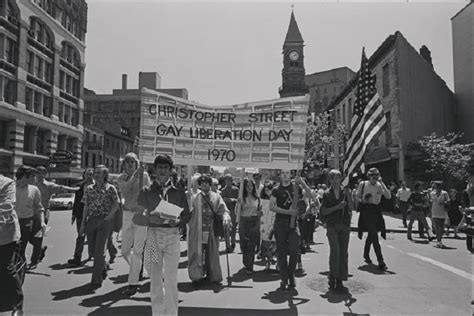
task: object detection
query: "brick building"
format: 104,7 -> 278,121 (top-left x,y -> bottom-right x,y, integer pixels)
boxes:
305,67 -> 356,115
0,0 -> 87,178
327,31 -> 455,182
451,1 -> 473,143
84,72 -> 188,140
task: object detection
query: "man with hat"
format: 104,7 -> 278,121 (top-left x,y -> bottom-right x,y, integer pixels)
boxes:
32,166 -> 78,270
221,173 -> 239,252
356,167 -> 391,270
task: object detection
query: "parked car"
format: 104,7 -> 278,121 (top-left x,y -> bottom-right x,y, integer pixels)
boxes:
49,193 -> 75,210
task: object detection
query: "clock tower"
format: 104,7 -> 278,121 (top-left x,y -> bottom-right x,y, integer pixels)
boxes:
279,10 -> 308,98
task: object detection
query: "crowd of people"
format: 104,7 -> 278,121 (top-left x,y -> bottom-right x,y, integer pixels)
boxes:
1,152 -> 473,316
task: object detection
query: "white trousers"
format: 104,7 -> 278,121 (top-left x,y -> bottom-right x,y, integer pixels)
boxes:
121,211 -> 147,285
148,227 -> 181,316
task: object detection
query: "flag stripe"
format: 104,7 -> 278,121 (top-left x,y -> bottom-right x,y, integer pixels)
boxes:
342,48 -> 387,186
344,108 -> 387,179
345,93 -> 379,152
344,93 -> 381,169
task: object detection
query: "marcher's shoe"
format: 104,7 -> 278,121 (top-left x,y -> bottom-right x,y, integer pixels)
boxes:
27,263 -> 38,270
428,236 -> 435,242
378,262 -> 388,271
364,256 -> 372,264
123,285 -> 139,296
279,281 -> 288,291
257,254 -> 262,260
288,277 -> 296,289
109,255 -> 116,264
407,236 -> 413,241
245,269 -> 254,275
86,256 -> 93,262
39,246 -> 47,262
335,279 -> 348,292
328,276 -> 336,290
297,262 -> 304,271
67,258 -> 82,267
87,283 -> 101,292
419,234 -> 426,239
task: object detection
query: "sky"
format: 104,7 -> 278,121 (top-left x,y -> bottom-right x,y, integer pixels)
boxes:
84,0 -> 467,107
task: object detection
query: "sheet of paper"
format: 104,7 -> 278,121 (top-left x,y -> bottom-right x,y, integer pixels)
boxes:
150,200 -> 183,220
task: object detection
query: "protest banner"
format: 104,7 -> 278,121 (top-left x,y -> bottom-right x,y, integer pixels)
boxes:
139,88 -> 309,169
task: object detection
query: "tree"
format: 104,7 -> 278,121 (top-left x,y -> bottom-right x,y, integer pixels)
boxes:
302,112 -> 347,182
406,133 -> 473,189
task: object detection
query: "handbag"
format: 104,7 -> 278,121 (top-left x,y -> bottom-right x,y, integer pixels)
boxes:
202,193 -> 224,238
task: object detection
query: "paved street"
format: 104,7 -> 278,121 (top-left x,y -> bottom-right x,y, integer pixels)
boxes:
22,210 -> 472,316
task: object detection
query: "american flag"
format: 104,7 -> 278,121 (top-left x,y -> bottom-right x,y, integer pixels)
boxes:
342,48 -> 387,186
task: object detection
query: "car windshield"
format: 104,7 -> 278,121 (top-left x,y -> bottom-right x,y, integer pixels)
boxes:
54,193 -> 74,198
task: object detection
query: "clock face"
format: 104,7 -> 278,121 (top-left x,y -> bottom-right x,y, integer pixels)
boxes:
289,51 -> 299,61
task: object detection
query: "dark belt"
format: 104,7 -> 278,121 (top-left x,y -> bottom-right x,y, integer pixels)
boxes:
150,224 -> 174,228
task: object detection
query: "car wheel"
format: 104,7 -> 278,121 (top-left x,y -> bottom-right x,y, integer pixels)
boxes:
67,202 -> 73,209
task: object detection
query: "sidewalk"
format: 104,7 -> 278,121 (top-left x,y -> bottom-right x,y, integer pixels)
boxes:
350,210 -> 408,234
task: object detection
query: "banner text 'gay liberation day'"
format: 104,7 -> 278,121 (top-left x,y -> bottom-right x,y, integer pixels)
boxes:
139,88 -> 309,169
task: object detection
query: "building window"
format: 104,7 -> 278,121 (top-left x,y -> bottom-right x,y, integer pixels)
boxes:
36,129 -> 46,155
42,95 -> 51,117
34,55 -> 43,79
71,108 -> 78,126
85,131 -> 89,142
23,125 -> 32,153
63,104 -> 69,124
0,120 -> 7,149
92,153 -> 96,167
44,62 -> 52,83
385,111 -> 392,145
34,91 -> 42,114
3,77 -> 15,105
383,63 -> 390,97
5,37 -> 17,65
58,102 -> 63,122
30,18 -> 54,50
84,151 -> 89,167
105,139 -> 109,148
93,134 -> 96,143
342,103 -> 346,125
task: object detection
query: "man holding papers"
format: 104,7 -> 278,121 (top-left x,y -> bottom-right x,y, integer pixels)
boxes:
137,154 -> 190,316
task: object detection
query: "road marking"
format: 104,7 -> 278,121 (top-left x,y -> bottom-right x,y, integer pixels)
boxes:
384,244 -> 474,282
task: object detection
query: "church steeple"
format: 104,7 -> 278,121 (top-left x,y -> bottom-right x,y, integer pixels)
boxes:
279,10 -> 308,98
284,11 -> 304,44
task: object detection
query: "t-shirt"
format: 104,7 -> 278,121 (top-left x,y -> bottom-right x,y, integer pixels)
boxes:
430,190 -> 449,219
407,191 -> 427,213
15,184 -> 43,219
221,185 -> 239,213
271,183 -> 301,222
396,188 -> 411,202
